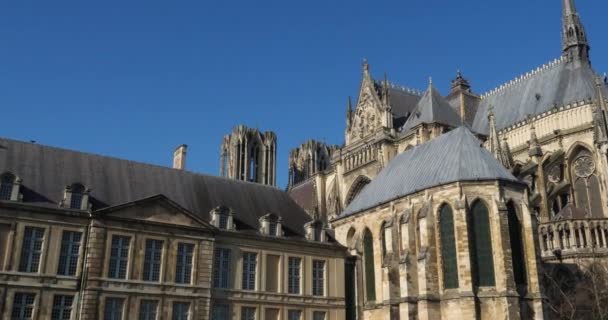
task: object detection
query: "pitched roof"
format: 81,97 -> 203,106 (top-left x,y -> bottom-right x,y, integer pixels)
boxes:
340,127 -> 521,217
401,83 -> 463,133
473,58 -> 608,133
0,137 -> 311,235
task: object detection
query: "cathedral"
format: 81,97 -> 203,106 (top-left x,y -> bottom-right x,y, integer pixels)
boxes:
0,0 -> 607,319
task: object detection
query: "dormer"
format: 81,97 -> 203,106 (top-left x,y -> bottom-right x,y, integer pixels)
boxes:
259,213 -> 282,237
210,206 -> 235,231
61,183 -> 90,210
0,172 -> 21,201
305,220 -> 327,242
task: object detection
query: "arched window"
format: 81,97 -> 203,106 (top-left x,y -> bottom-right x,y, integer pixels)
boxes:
571,148 -> 603,217
0,173 -> 16,201
399,214 -> 410,254
363,228 -> 376,302
249,143 -> 259,182
507,201 -> 527,287
381,222 -> 388,258
439,204 -> 459,289
70,183 -> 85,209
468,200 -> 495,287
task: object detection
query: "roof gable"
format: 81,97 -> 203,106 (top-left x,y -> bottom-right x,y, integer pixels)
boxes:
401,83 -> 463,132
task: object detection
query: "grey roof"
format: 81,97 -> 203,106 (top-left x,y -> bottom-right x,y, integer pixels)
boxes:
401,83 -> 463,133
373,80 -> 422,129
0,137 -> 311,235
473,58 -> 608,133
341,127 -> 520,217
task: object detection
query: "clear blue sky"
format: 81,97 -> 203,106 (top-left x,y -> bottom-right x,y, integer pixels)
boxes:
1,0 -> 607,188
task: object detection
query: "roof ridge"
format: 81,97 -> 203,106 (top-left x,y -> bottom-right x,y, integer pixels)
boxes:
480,56 -> 567,99
374,79 -> 423,95
0,136 -> 281,191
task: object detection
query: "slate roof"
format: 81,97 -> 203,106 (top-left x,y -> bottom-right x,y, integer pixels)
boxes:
401,83 -> 463,133
288,179 -> 317,214
373,80 -> 422,129
473,58 -> 608,133
0,137 -> 312,235
340,127 -> 521,217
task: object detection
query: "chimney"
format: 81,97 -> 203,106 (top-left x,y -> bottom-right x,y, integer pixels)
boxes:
173,144 -> 187,170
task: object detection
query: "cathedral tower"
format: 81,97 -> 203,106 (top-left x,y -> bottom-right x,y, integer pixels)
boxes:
220,125 -> 277,186
562,0 -> 590,62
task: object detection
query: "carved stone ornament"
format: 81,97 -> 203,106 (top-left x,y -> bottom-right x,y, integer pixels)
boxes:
547,165 -> 562,183
573,156 -> 595,178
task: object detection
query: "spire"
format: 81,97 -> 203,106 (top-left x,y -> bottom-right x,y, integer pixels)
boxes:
487,106 -> 512,168
362,58 -> 371,79
501,137 -> 514,169
382,73 -> 390,106
593,75 -> 608,145
528,120 -> 543,158
347,96 -> 353,128
562,0 -> 590,62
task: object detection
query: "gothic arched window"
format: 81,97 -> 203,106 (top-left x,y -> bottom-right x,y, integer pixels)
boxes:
0,173 -> 16,201
439,204 -> 459,289
363,228 -> 376,302
507,201 -> 527,287
571,148 -> 603,217
468,200 -> 495,287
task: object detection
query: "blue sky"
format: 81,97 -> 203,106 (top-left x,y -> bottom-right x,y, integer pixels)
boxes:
1,0 -> 607,188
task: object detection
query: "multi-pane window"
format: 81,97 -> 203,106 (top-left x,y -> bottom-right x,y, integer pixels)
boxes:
314,227 -> 323,242
312,260 -> 325,296
143,239 -> 163,282
19,227 -> 45,273
57,231 -> 82,276
288,257 -> 301,294
0,173 -> 14,200
313,311 -> 326,320
439,205 -> 459,289
240,307 -> 256,320
172,302 -> 190,320
213,248 -> 231,288
12,293 -> 35,320
69,184 -> 85,209
241,252 -> 257,290
468,201 -> 496,287
218,215 -> 229,230
175,243 -> 194,284
268,222 -> 278,237
212,304 -> 230,320
108,235 -> 131,279
104,298 -> 124,320
139,300 -> 158,320
288,310 -> 302,320
52,295 -> 73,320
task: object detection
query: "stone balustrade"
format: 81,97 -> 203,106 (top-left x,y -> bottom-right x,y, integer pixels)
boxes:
538,218 -> 608,260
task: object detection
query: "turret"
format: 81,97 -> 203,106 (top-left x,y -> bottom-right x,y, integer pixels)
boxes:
562,0 -> 590,63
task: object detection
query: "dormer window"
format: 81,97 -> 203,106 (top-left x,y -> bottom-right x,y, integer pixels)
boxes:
62,183 -> 89,210
211,206 -> 235,231
0,172 -> 20,201
305,221 -> 326,242
260,214 -> 282,237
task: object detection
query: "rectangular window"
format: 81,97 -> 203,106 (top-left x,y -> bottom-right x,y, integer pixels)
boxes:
143,239 -> 163,282
212,304 -> 230,320
172,302 -> 190,320
70,192 -> 83,209
288,257 -> 301,294
268,222 -> 277,236
213,248 -> 231,288
52,295 -> 73,320
104,298 -> 124,320
57,231 -> 82,276
139,300 -> 158,320
175,243 -> 194,284
241,252 -> 257,290
19,227 -> 45,273
0,181 -> 12,200
313,311 -> 326,320
108,235 -> 131,279
12,293 -> 35,320
288,310 -> 302,320
240,307 -> 256,320
218,215 -> 228,230
312,260 -> 325,296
